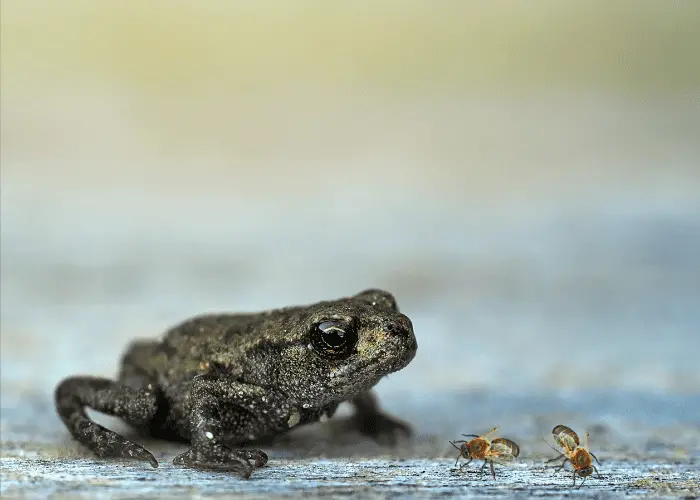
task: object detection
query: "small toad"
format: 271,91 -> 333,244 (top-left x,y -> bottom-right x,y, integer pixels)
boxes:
55,289 -> 417,478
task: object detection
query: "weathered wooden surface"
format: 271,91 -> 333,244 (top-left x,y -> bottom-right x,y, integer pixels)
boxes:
2,389 -> 698,498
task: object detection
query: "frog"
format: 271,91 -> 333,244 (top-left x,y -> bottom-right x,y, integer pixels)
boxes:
55,289 -> 418,478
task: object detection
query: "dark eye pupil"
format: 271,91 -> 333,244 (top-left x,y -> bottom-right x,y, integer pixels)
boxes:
318,321 -> 346,348
310,320 -> 357,359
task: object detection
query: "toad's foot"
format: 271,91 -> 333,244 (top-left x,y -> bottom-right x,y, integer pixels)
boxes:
172,447 -> 268,479
353,411 -> 412,446
351,390 -> 412,446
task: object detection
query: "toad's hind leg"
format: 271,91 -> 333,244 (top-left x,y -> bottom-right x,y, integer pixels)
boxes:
55,376 -> 159,467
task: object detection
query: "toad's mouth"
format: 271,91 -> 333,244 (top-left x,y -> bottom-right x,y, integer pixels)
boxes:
326,341 -> 417,392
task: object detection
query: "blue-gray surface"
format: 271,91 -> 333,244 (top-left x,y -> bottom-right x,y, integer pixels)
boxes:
2,389 -> 699,498
2,91 -> 700,498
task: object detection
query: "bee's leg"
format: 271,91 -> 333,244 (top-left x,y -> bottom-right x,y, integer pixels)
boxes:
479,459 -> 488,480
553,458 -> 570,473
458,457 -> 473,470
592,465 -> 602,478
577,474 -> 587,489
449,441 -> 467,466
490,459 -> 496,480
545,453 -> 566,464
460,434 -> 480,438
590,452 -> 602,466
572,470 -> 577,487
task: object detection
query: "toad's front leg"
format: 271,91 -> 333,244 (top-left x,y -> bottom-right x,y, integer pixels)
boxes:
172,375 -> 291,478
350,391 -> 412,445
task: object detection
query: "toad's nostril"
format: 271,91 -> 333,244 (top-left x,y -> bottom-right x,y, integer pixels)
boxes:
384,314 -> 414,337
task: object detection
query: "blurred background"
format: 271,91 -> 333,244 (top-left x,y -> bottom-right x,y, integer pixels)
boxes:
1,0 -> 699,427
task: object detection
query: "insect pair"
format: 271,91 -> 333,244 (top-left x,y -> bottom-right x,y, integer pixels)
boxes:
449,424 -> 602,488
449,426 -> 520,480
545,424 -> 602,488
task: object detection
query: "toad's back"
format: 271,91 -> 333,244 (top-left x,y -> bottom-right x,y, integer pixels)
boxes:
118,307 -> 305,384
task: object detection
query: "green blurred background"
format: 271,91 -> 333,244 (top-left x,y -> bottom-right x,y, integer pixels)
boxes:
3,1 -> 699,199
5,1 -> 699,90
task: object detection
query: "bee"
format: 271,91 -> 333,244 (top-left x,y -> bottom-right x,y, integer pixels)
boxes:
449,426 -> 520,480
546,424 -> 602,488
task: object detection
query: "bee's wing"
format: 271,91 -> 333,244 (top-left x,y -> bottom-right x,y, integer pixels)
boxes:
489,442 -> 515,461
492,438 -> 520,458
552,425 -> 578,441
553,425 -> 580,448
553,433 -> 578,452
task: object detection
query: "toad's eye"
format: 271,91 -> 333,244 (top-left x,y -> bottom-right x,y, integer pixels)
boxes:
310,320 -> 357,359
